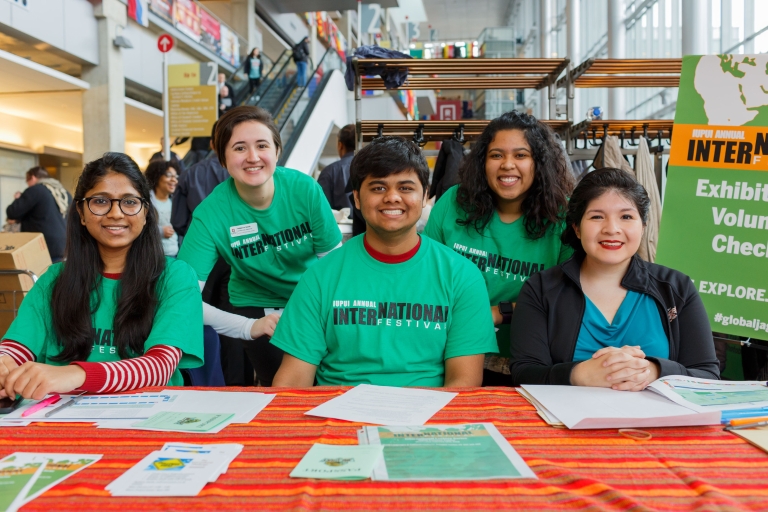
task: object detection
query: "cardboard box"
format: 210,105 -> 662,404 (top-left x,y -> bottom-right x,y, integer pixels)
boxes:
0,233 -> 52,335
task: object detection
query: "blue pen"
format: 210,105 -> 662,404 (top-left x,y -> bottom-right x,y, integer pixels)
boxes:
720,408 -> 768,423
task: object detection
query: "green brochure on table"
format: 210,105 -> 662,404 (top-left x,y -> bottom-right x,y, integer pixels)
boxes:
290,444 -> 384,480
0,454 -> 46,512
132,412 -> 235,432
359,423 -> 537,481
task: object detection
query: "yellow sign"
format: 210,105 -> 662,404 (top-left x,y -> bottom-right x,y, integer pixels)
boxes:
167,62 -> 218,137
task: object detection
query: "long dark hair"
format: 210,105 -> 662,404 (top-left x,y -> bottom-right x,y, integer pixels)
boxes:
561,167 -> 650,257
50,152 -> 166,362
456,110 -> 573,239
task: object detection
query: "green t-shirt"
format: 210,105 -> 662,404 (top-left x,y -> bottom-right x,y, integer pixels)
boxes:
178,168 -> 342,308
270,235 -> 498,387
424,185 -> 572,356
3,258 -> 204,386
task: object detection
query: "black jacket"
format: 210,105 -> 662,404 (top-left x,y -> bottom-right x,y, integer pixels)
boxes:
509,253 -> 720,386
171,157 -> 230,237
318,152 -> 354,212
6,183 -> 71,260
429,139 -> 464,201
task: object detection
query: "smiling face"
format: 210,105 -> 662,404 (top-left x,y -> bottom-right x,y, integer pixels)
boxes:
224,120 -> 278,188
157,168 -> 178,196
353,169 -> 427,238
574,189 -> 644,267
79,171 -> 147,255
484,129 -> 535,209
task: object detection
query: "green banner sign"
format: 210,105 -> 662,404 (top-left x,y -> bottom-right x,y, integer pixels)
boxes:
657,54 -> 768,339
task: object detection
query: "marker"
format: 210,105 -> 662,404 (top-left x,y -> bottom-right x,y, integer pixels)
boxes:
730,416 -> 768,427
44,392 -> 85,418
21,394 -> 61,418
725,420 -> 768,432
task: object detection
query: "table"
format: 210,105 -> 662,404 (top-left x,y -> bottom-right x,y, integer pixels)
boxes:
4,387 -> 768,511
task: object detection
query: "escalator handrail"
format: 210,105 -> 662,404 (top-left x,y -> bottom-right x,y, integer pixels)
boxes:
276,47 -> 344,131
247,50 -> 296,109
235,49 -> 289,107
228,50 -> 280,106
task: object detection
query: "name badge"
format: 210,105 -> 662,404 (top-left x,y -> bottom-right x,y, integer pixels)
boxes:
230,223 -> 259,237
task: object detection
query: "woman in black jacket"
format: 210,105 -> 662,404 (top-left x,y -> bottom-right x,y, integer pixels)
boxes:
509,168 -> 719,389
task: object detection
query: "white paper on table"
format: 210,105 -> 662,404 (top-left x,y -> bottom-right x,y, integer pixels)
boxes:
0,420 -> 32,427
107,449 -> 229,496
160,443 -> 242,482
646,376 -> 768,412
96,391 -> 275,431
305,384 -> 458,426
3,393 -> 178,421
521,385 -> 721,429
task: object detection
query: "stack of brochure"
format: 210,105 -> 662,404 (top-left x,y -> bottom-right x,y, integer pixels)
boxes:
107,443 -> 242,497
520,376 -> 768,429
0,452 -> 101,512
0,390 -> 275,433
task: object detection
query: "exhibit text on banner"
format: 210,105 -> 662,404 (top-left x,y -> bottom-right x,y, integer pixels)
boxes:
168,63 -> 218,138
657,54 -> 768,338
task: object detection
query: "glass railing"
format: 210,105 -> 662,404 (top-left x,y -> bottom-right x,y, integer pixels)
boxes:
249,51 -> 305,114
229,50 -> 281,106
278,48 -> 346,161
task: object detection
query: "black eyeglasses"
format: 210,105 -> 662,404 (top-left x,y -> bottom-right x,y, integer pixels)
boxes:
79,196 -> 146,216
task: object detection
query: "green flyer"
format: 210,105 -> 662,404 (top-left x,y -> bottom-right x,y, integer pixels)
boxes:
657,54 -> 768,338
132,412 -> 235,432
0,454 -> 46,512
359,423 -> 536,481
289,444 -> 384,480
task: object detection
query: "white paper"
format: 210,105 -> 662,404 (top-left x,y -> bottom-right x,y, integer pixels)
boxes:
96,391 -> 275,432
159,443 -> 242,482
521,385 -> 721,429
647,376 -> 768,412
2,393 -> 177,421
1,453 -> 48,512
107,449 -> 228,497
305,384 -> 457,426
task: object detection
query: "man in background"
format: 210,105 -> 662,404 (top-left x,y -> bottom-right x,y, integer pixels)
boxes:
317,124 -> 355,214
6,167 -> 72,262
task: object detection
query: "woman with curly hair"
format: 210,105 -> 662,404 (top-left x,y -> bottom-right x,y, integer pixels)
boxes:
424,110 -> 574,386
145,160 -> 181,257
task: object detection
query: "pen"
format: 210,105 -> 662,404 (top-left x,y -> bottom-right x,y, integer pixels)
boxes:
44,393 -> 85,418
725,420 -> 768,431
21,394 -> 61,418
730,416 -> 768,427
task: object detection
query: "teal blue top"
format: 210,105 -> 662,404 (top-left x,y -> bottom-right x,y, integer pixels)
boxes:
249,57 -> 261,79
573,290 -> 669,361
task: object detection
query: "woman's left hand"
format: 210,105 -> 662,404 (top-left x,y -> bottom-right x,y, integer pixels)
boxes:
2,362 -> 86,400
592,346 -> 659,391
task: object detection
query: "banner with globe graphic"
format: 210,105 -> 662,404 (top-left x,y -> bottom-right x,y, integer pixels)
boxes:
657,54 -> 768,339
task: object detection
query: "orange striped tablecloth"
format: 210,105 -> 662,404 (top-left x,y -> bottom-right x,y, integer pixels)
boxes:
3,386 -> 768,511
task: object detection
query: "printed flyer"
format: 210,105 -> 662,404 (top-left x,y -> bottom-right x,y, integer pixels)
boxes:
657,54 -> 768,338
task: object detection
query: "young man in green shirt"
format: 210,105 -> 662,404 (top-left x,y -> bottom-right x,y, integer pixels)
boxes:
271,137 -> 497,388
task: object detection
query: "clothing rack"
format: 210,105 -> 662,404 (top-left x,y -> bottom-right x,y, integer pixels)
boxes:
351,57 -> 569,149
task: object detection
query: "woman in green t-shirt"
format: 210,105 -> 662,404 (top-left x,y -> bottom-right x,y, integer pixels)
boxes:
424,110 -> 574,386
0,152 -> 203,400
178,106 -> 342,387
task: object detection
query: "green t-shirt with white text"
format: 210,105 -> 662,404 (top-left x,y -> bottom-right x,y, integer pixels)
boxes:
3,258 -> 204,386
424,185 -> 572,356
270,235 -> 498,387
178,168 -> 342,308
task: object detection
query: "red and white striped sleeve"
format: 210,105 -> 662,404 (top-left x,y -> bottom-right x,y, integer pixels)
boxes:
0,340 -> 35,366
71,345 -> 182,394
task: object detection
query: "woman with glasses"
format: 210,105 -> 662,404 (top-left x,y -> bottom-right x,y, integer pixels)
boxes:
146,161 -> 181,257
0,152 -> 203,399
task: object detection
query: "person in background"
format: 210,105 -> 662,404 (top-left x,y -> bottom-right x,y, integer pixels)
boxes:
145,160 -> 181,258
0,152 -> 203,399
150,138 -> 184,171
317,124 -> 355,214
424,111 -> 574,386
244,47 -> 264,95
509,168 -> 720,389
178,106 -> 342,387
219,85 -> 233,114
293,36 -> 310,87
271,136 -> 497,388
6,166 -> 72,262
217,72 -> 227,94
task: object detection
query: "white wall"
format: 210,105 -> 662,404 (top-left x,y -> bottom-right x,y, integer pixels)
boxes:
284,70 -> 348,174
0,0 -> 99,64
122,18 -> 199,93
361,95 -> 407,121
